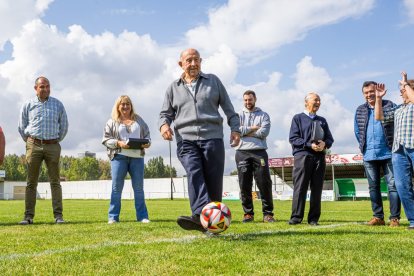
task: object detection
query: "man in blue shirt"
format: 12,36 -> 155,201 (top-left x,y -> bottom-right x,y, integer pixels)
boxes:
18,76 -> 68,225
354,81 -> 401,227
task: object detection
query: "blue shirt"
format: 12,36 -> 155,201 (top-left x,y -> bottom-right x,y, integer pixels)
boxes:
355,107 -> 391,161
18,96 -> 69,141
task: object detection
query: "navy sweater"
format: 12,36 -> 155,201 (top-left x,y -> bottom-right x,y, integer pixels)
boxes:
289,112 -> 334,156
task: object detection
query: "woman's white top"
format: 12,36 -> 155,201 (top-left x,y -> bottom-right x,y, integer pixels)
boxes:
118,122 -> 144,158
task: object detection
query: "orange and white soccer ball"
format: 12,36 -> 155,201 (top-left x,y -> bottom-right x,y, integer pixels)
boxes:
200,202 -> 231,234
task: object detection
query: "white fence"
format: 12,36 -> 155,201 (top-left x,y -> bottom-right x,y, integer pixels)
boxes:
0,175 -> 297,200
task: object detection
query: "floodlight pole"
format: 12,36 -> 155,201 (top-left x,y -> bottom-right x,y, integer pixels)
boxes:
169,140 -> 175,200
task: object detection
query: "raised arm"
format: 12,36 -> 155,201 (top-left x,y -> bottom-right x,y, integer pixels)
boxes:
374,83 -> 386,121
400,71 -> 414,104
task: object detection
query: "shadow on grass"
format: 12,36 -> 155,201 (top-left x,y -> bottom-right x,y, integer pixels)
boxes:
216,227 -> 403,241
0,219 -> 180,227
230,219 -> 367,225
35,218 -> 180,225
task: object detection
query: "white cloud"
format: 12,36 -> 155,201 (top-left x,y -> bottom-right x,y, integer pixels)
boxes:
35,0 -> 53,14
0,1 -> 373,175
202,45 -> 238,85
403,0 -> 414,23
295,56 -> 332,93
0,19 -> 168,162
226,55 -> 358,162
185,0 -> 375,61
0,0 -> 52,49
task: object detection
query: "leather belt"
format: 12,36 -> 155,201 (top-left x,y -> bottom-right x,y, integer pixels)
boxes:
28,136 -> 59,144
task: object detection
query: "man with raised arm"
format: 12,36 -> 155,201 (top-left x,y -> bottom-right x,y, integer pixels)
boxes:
354,81 -> 401,227
375,72 -> 414,230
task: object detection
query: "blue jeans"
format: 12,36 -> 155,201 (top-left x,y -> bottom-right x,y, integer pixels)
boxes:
363,159 -> 401,220
109,154 -> 148,221
392,146 -> 414,226
177,139 -> 225,215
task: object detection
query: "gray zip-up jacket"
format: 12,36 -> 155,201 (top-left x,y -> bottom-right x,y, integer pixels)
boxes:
158,72 -> 240,142
237,107 -> 270,150
102,116 -> 150,160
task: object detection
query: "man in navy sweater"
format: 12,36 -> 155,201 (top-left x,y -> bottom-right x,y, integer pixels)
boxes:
288,92 -> 334,225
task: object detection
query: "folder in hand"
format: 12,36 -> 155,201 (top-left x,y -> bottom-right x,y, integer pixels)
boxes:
126,138 -> 150,149
310,121 -> 324,143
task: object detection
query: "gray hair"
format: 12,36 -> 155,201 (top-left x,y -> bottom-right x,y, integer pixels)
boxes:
180,48 -> 200,59
304,92 -> 320,102
34,76 -> 50,86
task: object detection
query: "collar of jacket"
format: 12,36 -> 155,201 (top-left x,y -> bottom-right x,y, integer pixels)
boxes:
176,72 -> 208,85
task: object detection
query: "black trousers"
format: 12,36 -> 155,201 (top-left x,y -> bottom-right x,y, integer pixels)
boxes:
290,154 -> 326,223
236,149 -> 274,216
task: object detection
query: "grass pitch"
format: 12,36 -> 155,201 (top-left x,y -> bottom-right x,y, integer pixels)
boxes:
0,199 -> 413,275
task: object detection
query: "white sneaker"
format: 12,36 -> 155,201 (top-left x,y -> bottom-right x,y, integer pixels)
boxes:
140,219 -> 150,223
108,220 -> 118,224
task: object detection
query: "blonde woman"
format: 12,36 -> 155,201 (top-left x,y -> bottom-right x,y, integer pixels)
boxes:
102,95 -> 150,224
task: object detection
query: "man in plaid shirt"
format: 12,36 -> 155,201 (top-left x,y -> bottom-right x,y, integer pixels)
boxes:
375,71 -> 414,230
18,76 -> 68,225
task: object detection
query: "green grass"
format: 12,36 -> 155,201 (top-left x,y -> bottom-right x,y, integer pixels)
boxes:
0,199 -> 413,275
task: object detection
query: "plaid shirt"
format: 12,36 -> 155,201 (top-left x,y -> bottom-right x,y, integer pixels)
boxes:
383,103 -> 414,152
18,96 -> 68,141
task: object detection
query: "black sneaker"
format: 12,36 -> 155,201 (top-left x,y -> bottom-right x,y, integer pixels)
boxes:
19,218 -> 33,225
308,221 -> 319,226
288,219 -> 301,225
55,217 -> 65,224
177,215 -> 205,232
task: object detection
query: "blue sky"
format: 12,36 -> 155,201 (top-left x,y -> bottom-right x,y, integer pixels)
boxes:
1,0 -> 414,174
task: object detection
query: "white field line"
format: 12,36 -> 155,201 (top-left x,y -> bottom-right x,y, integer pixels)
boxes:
0,222 -> 364,261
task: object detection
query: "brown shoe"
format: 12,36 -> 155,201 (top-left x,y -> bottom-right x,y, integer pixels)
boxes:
367,217 -> 385,226
263,215 -> 276,223
242,214 -> 254,223
389,218 -> 400,227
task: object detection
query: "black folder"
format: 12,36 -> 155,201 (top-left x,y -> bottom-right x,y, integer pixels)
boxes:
126,138 -> 150,149
311,121 -> 324,143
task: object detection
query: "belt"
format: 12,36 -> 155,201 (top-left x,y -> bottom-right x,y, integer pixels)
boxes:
28,136 -> 59,144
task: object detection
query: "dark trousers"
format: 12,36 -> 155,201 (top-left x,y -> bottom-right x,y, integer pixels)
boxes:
236,149 -> 273,216
25,141 -> 62,219
290,154 -> 325,223
177,139 -> 224,215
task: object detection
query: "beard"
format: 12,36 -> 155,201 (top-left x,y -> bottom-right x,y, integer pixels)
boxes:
245,104 -> 255,110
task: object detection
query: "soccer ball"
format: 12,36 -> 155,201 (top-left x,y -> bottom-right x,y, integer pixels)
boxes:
200,202 -> 231,234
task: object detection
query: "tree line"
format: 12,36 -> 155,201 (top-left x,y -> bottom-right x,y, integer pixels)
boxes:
0,155 -> 177,181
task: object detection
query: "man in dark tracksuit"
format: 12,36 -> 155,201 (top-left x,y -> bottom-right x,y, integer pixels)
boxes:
236,90 -> 275,223
288,92 -> 334,226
